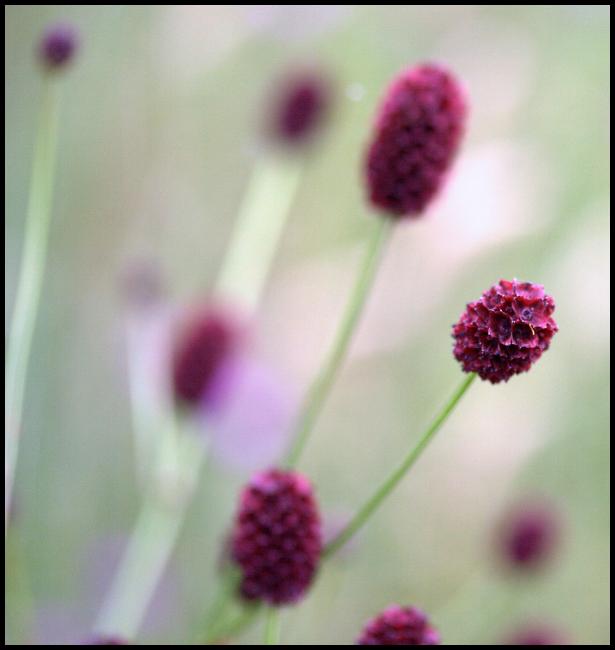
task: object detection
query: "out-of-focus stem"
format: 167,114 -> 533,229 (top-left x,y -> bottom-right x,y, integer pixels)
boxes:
264,608 -> 281,645
5,79 -> 60,533
285,219 -> 392,468
324,373 -> 477,557
215,153 -> 302,312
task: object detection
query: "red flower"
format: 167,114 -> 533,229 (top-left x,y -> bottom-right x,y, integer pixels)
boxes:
365,63 -> 467,218
357,605 -> 440,645
231,469 -> 322,606
452,280 -> 558,383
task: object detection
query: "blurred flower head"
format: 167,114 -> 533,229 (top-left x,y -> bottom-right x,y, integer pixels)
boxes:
357,605 -> 440,645
452,279 -> 558,383
502,622 -> 568,645
269,69 -> 333,148
38,23 -> 79,70
365,62 -> 467,218
231,469 -> 322,606
82,637 -> 127,645
497,499 -> 561,572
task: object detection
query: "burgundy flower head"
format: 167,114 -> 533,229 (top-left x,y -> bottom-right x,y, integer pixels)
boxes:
270,70 -> 331,146
82,638 -> 127,645
498,501 -> 561,572
231,469 -> 322,606
172,308 -> 237,409
365,63 -> 467,218
452,280 -> 558,383
38,23 -> 79,70
502,623 -> 567,645
357,605 -> 440,645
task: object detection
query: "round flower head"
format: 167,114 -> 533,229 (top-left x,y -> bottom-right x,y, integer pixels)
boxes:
498,501 -> 560,572
502,623 -> 567,645
38,23 -> 79,70
231,469 -> 322,606
452,280 -> 558,383
171,308 -> 237,409
357,605 -> 440,645
270,70 -> 331,147
365,63 -> 467,218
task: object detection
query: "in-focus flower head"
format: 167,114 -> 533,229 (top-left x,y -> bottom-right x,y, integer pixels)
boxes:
270,69 -> 332,147
502,623 -> 568,645
38,23 -> 79,70
452,279 -> 558,383
357,605 -> 440,645
171,307 -> 239,410
231,468 -> 322,606
498,500 -> 561,572
365,63 -> 467,218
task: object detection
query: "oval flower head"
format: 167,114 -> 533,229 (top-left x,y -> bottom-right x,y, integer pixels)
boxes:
357,605 -> 440,645
269,69 -> 332,147
365,63 -> 467,218
38,23 -> 79,70
452,280 -> 558,383
231,469 -> 322,606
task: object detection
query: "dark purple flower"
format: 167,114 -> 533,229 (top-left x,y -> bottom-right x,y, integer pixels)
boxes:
172,308 -> 238,409
502,623 -> 568,645
498,501 -> 561,572
231,469 -> 322,606
270,70 -> 331,146
38,23 -> 79,70
365,63 -> 467,218
357,605 -> 440,645
82,638 -> 127,645
452,279 -> 558,383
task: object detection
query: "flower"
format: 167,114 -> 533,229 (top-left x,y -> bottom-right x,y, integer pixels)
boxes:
231,469 -> 322,606
171,308 -> 238,409
270,70 -> 331,146
365,63 -> 467,218
498,500 -> 561,572
38,23 -> 79,70
357,605 -> 440,645
502,623 -> 567,645
452,279 -> 558,383
82,638 -> 127,645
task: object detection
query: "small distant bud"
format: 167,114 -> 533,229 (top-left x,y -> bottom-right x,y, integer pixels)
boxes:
502,623 -> 568,645
38,23 -> 79,71
357,605 -> 440,645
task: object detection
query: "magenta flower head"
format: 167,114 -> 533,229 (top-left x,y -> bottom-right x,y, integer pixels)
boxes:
38,23 -> 79,71
270,69 -> 332,147
357,605 -> 440,645
452,279 -> 558,383
231,468 -> 322,606
502,623 -> 567,645
171,308 -> 238,410
498,500 -> 561,572
365,63 -> 467,218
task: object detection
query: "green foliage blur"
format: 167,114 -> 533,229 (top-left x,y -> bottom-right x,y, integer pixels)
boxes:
5,5 -> 610,645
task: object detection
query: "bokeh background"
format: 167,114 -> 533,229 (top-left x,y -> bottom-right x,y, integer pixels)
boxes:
5,5 -> 610,645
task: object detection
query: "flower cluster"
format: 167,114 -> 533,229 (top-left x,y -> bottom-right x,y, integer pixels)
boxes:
231,469 -> 322,606
365,63 -> 466,218
357,605 -> 440,645
452,280 -> 558,383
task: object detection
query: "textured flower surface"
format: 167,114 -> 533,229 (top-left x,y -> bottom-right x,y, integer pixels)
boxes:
357,605 -> 440,645
452,279 -> 558,383
172,308 -> 237,408
365,63 -> 467,218
39,23 -> 78,69
231,469 -> 322,606
499,501 -> 561,571
271,71 -> 331,146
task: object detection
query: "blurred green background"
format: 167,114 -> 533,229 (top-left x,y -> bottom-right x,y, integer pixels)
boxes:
5,5 -> 610,645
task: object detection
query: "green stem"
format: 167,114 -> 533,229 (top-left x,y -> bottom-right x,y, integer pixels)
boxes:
5,79 -> 60,533
285,219 -> 392,468
324,373 -> 477,558
264,608 -> 281,645
215,154 -> 302,312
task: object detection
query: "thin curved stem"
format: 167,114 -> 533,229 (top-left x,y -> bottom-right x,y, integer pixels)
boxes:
285,219 -> 392,468
5,79 -> 60,533
264,608 -> 281,645
324,373 -> 477,557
